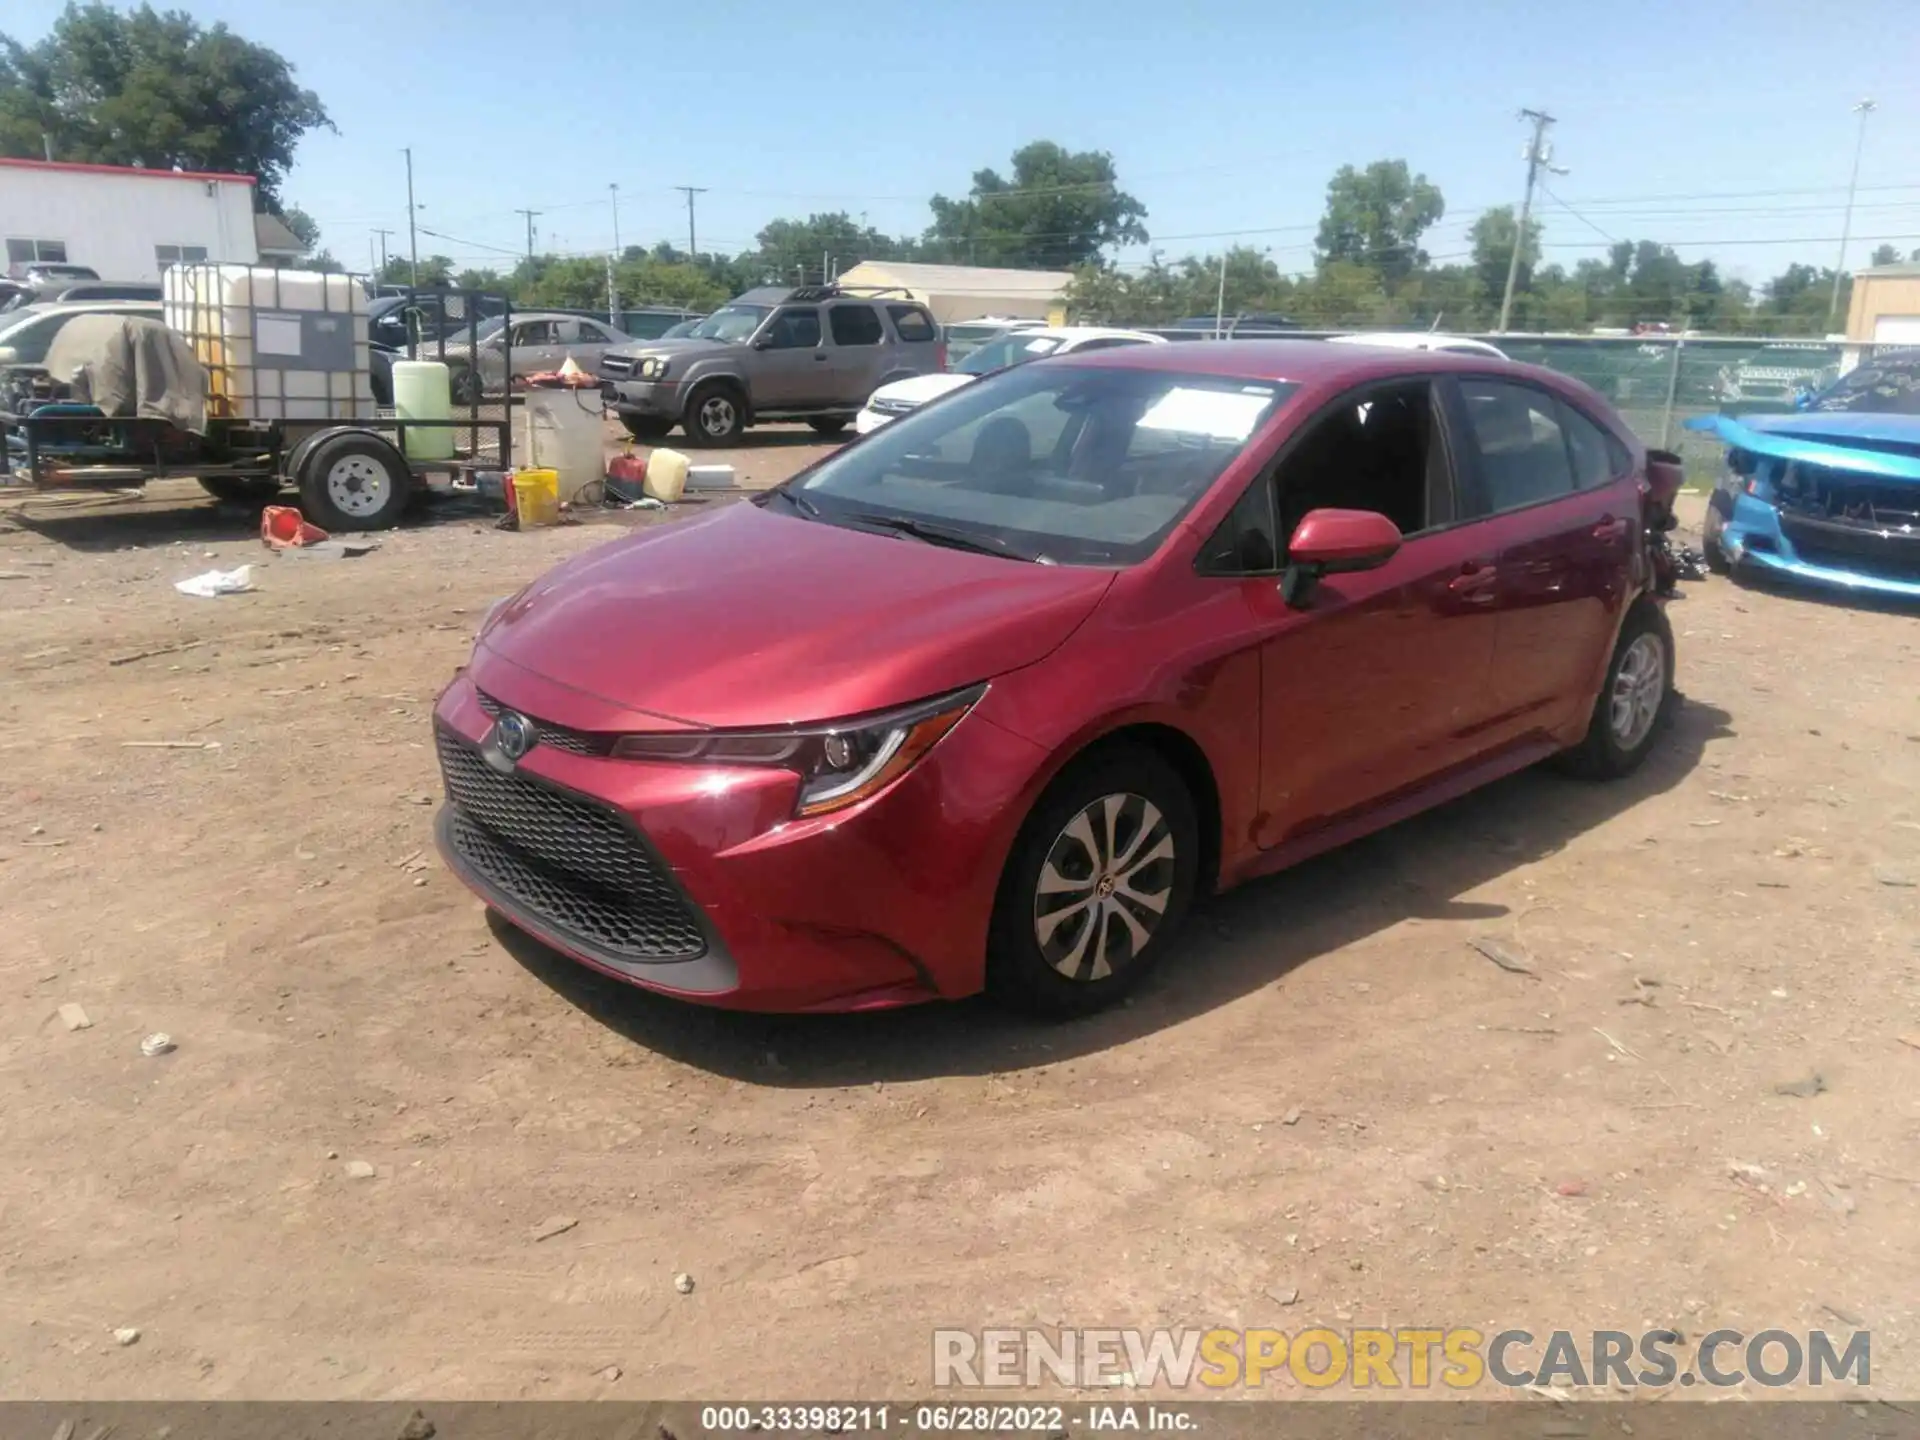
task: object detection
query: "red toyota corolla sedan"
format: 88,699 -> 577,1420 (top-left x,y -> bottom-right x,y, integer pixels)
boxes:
434,341 -> 1681,1016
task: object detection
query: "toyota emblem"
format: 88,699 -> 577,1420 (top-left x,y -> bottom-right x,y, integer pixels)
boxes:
492,710 -> 536,761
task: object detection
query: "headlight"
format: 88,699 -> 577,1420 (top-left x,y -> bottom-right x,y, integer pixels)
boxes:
610,686 -> 982,817
638,357 -> 667,380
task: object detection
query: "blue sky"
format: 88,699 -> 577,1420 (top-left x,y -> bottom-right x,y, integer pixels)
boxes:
14,0 -> 1920,283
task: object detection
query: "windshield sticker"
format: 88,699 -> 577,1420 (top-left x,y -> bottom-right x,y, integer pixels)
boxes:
1138,388 -> 1271,440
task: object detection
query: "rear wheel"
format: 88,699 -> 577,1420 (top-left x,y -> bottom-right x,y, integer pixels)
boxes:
1555,600 -> 1675,780
806,416 -> 849,436
298,433 -> 411,532
620,413 -> 673,442
986,744 -> 1199,1017
198,475 -> 283,505
682,381 -> 745,446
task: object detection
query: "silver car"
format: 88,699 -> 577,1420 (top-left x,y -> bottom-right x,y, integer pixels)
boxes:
440,311 -> 630,402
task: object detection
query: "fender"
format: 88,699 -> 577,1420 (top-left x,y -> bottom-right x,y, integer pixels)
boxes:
676,366 -> 754,423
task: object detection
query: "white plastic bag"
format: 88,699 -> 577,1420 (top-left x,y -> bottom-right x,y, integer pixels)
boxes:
175,565 -> 254,598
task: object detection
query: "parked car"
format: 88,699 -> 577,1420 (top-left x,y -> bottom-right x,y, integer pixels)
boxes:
856,326 -> 1165,433
621,306 -> 705,341
0,300 -> 165,371
434,341 -> 1681,1015
434,312 -> 628,403
1328,332 -> 1510,360
943,317 -> 1047,364
597,284 -> 945,444
6,262 -> 99,285
1693,349 -> 1920,599
1160,313 -> 1302,339
1,279 -> 162,313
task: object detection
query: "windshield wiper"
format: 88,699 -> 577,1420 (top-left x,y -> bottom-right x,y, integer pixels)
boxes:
841,511 -> 1032,560
764,486 -> 820,517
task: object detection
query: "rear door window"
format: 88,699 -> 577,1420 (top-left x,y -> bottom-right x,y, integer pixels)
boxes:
1456,378 -> 1575,514
886,304 -> 936,342
828,304 -> 884,346
1559,402 -> 1626,490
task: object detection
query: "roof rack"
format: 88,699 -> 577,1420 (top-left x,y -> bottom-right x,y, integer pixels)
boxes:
784,282 -> 917,303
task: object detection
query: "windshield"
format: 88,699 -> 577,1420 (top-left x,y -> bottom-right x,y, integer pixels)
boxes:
1806,355 -> 1920,414
473,315 -> 508,341
0,312 -> 72,365
788,364 -> 1293,565
685,304 -> 770,343
958,333 -> 1065,376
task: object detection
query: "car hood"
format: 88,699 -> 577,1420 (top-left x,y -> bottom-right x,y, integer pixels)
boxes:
474,501 -> 1114,730
870,373 -> 975,407
1687,411 -> 1920,482
604,337 -> 735,363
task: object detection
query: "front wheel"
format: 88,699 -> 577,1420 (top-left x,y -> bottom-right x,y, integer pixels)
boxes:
298,433 -> 411,532
620,413 -> 673,442
682,381 -> 745,447
1555,600 -> 1675,780
806,417 -> 849,436
986,744 -> 1199,1018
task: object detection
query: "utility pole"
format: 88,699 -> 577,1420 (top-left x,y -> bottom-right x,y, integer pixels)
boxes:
675,186 -> 708,259
608,184 -> 622,323
371,228 -> 394,278
403,148 -> 420,290
1828,97 -> 1877,332
515,208 -> 541,261
1214,251 -> 1229,338
1498,108 -> 1563,334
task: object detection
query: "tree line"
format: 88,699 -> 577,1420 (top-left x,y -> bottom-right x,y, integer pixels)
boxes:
6,4 -> 1908,337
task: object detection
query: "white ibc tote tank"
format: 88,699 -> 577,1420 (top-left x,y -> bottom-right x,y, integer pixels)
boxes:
515,383 -> 605,506
163,265 -> 372,422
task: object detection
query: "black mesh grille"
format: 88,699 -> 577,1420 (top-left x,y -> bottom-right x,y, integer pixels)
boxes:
437,731 -> 707,961
475,689 -> 611,756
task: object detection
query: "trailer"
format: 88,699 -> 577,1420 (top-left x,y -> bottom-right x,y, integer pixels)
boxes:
0,271 -> 515,531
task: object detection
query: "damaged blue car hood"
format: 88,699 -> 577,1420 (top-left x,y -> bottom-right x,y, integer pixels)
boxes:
1686,412 -> 1920,482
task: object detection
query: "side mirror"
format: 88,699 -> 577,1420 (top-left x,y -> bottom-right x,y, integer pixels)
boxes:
1281,508 -> 1402,605
752,335 -> 774,350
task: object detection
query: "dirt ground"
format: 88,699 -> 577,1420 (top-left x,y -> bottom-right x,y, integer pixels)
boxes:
1,443 -> 1917,1404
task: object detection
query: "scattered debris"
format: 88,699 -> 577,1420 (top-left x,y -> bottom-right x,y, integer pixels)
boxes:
109,639 -> 204,667
344,1160 -> 376,1180
1817,1177 -> 1858,1216
140,1033 -> 175,1057
674,1272 -> 695,1294
113,1327 -> 141,1347
57,1003 -> 91,1032
1689,818 -> 1723,827
1754,879 -> 1790,889
1281,1106 -> 1303,1126
1774,1073 -> 1827,1099
395,1409 -> 436,1440
1727,1161 -> 1770,1183
120,740 -> 219,750
1592,1027 -> 1640,1059
1267,1286 -> 1300,1307
1554,1180 -> 1589,1197
1899,1035 -> 1920,1052
599,1365 -> 623,1382
174,565 -> 253,598
276,539 -> 380,562
532,1215 -> 579,1242
1823,1304 -> 1863,1326
1873,867 -> 1916,888
1470,936 -> 1535,976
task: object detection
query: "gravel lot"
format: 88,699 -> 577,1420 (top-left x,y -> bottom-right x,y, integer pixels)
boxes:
1,446 -> 1917,1401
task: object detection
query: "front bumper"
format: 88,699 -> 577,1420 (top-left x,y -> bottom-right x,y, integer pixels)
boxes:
431,666 -> 1049,1012
600,377 -> 682,418
853,406 -> 896,435
1717,489 -> 1920,600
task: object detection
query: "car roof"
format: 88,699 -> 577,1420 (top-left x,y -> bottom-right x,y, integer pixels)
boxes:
3,299 -> 162,323
1009,326 -> 1165,344
1328,332 -> 1508,356
1053,337 -> 1561,390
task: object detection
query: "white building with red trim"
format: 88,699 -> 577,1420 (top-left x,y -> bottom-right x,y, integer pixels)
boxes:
1,156 -> 261,283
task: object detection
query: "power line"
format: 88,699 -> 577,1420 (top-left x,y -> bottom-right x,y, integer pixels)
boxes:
1540,182 -> 1618,245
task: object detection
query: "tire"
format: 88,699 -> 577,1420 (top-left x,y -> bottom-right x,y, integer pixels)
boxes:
620,413 -> 673,442
806,417 -> 849,436
985,743 -> 1200,1018
682,380 -> 746,447
198,475 -> 283,505
1702,491 -> 1732,574
448,365 -> 482,407
1555,600 -> 1676,780
297,433 -> 412,532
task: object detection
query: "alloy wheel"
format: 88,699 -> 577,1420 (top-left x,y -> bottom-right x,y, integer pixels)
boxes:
1032,792 -> 1176,981
1609,632 -> 1666,749
699,394 -> 737,438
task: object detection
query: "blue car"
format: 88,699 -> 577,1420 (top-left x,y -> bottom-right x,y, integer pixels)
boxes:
1689,349 -> 1920,600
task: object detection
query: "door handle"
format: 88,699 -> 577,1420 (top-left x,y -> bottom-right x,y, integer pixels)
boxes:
1593,515 -> 1631,541
1447,561 -> 1498,604
813,353 -> 829,362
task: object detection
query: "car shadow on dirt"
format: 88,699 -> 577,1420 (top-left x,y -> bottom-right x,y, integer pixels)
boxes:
1721,568 -> 1920,618
503,695 -> 1733,1085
